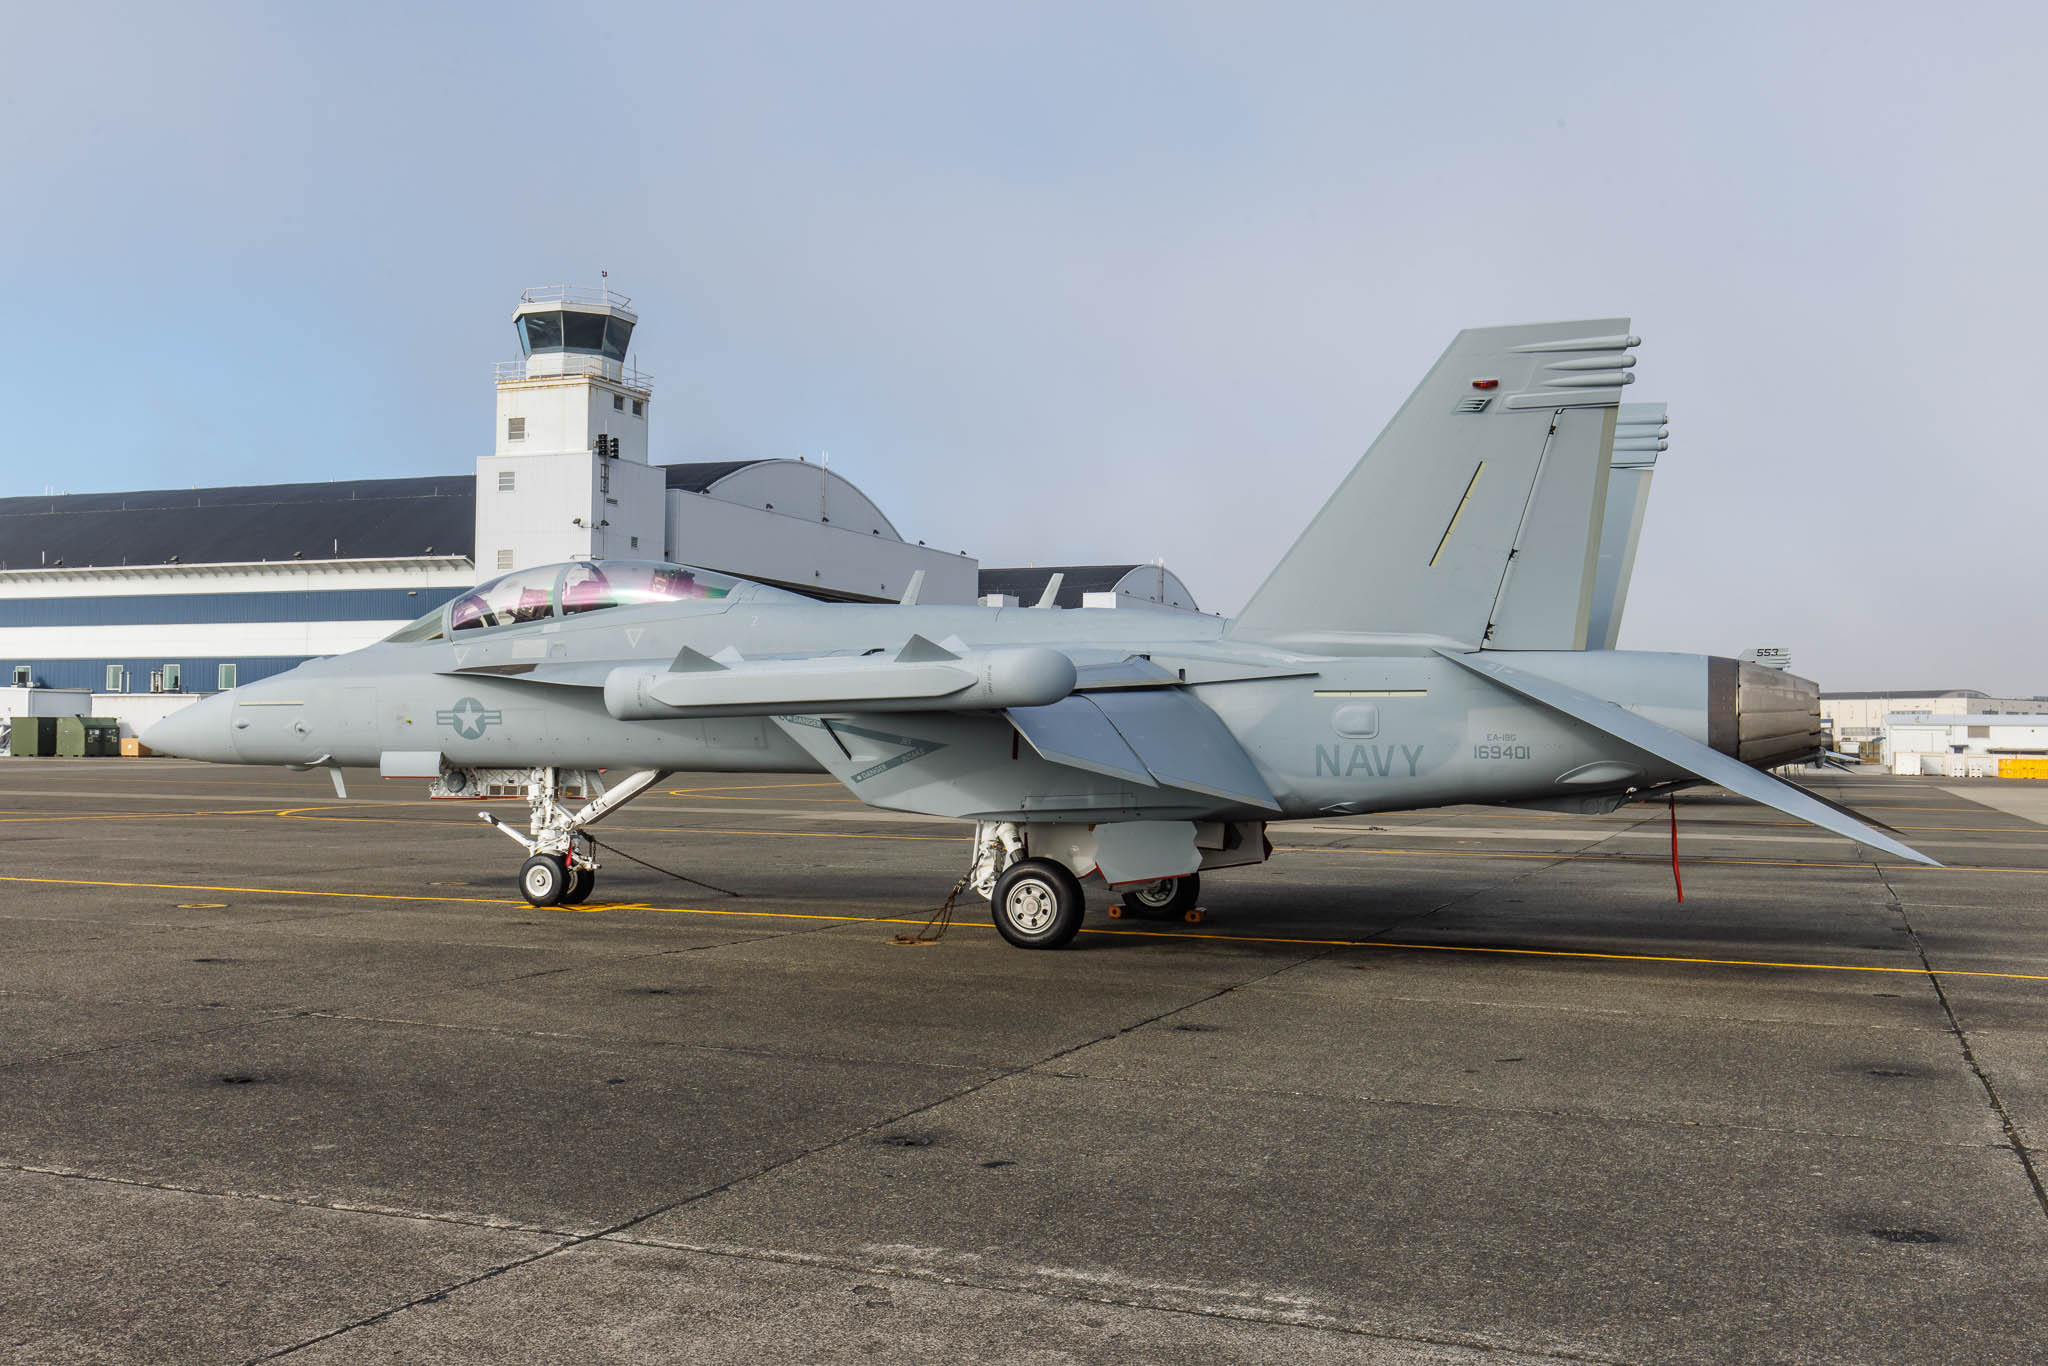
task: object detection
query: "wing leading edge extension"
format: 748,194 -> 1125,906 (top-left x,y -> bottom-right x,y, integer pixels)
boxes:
1439,650 -> 1940,867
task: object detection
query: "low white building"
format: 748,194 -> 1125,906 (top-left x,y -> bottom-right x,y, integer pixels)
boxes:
1884,713 -> 2048,776
1824,689 -> 2048,744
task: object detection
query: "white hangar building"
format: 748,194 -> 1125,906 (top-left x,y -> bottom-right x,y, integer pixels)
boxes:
1,285 -> 1200,740
0,287 -> 982,708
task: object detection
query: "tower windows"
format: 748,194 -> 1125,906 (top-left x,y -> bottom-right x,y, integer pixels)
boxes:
507,416 -> 526,442
632,399 -> 644,417
613,394 -> 625,411
498,470 -> 516,492
497,549 -> 515,570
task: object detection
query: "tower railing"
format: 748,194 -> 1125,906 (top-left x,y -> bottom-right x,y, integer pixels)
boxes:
519,284 -> 634,310
494,358 -> 655,391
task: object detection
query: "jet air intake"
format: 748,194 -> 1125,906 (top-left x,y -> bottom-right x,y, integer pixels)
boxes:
1708,658 -> 1825,770
603,642 -> 1077,721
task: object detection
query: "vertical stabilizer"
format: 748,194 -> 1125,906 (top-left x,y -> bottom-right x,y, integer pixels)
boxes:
1228,320 -> 1638,652
1584,403 -> 1665,650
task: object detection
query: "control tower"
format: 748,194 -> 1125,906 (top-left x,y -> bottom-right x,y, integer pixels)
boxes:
475,286 -> 666,573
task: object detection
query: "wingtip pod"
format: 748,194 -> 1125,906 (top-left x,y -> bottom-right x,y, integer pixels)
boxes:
1438,650 -> 1944,869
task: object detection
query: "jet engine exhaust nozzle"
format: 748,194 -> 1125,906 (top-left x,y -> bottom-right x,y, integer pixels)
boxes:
1710,658 -> 1824,770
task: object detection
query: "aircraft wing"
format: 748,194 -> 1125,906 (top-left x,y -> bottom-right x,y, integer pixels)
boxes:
1439,649 -> 1940,867
1008,692 -> 1280,810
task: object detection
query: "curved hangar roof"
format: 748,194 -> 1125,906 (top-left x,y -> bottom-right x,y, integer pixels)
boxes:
978,564 -> 1199,612
664,459 -> 904,540
0,476 -> 475,569
0,460 -> 903,571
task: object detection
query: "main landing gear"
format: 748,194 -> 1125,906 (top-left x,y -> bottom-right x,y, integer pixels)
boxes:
963,821 -> 1255,950
991,859 -> 1086,949
473,767 -> 670,907
1111,873 -> 1202,922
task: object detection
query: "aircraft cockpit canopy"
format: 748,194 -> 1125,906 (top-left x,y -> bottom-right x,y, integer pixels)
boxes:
383,560 -> 737,643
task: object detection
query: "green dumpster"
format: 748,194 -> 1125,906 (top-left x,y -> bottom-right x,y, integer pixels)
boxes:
8,716 -> 57,756
83,718 -> 121,757
54,716 -> 88,757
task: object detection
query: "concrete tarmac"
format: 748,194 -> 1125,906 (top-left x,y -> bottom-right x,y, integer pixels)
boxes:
2,761 -> 2045,1364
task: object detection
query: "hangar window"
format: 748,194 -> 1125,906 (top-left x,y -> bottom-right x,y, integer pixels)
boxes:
105,665 -> 126,692
1968,725 -> 1991,738
12,665 -> 29,686
217,664 -> 237,691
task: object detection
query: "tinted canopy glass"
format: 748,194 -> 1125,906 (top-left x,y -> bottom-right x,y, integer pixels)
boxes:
438,560 -> 738,634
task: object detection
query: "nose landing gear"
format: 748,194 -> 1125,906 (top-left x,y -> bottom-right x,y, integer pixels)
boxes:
476,767 -> 671,907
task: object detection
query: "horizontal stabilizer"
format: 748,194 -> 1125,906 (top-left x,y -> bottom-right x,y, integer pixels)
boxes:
1439,650 -> 1940,867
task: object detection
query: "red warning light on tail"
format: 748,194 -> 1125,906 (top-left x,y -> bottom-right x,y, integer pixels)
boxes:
1471,378 -> 1499,390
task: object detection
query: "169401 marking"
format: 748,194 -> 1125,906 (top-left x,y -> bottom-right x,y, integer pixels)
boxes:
1474,743 -> 1531,760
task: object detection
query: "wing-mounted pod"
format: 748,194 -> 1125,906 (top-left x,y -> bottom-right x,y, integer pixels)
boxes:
602,637 -> 1078,720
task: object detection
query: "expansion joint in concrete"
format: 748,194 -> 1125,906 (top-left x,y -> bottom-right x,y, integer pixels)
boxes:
1877,865 -> 2048,1223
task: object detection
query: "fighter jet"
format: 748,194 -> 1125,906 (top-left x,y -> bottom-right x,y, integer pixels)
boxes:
144,320 -> 1935,948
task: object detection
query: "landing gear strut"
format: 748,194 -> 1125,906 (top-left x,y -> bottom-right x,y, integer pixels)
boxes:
476,768 -> 671,907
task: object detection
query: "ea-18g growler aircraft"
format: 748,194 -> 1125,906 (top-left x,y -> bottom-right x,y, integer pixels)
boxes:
145,319 -> 1936,948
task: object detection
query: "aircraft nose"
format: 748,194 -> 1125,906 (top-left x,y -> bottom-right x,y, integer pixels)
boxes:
141,691 -> 239,763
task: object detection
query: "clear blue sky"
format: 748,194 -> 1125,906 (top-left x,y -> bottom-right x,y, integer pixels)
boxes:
4,2 -> 2043,691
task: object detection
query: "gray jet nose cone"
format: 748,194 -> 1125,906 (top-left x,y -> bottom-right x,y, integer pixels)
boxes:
141,692 -> 239,763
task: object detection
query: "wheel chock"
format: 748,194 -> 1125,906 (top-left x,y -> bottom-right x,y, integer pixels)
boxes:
1105,905 -> 1125,919
1183,908 -> 1206,924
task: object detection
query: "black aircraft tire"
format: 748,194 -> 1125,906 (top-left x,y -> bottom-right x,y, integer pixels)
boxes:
991,858 -> 1086,950
520,855 -> 568,907
561,867 -> 596,905
1119,873 -> 1200,919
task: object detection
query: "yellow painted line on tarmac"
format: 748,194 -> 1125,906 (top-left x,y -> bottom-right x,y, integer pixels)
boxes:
662,782 -> 856,801
1075,925 -> 2048,980
5,801 -> 2044,874
0,806 -> 305,824
270,807 -> 968,842
1273,844 -> 2048,875
1,872 -> 2045,982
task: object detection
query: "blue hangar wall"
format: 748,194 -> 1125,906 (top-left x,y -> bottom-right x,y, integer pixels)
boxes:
0,477 -> 477,695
